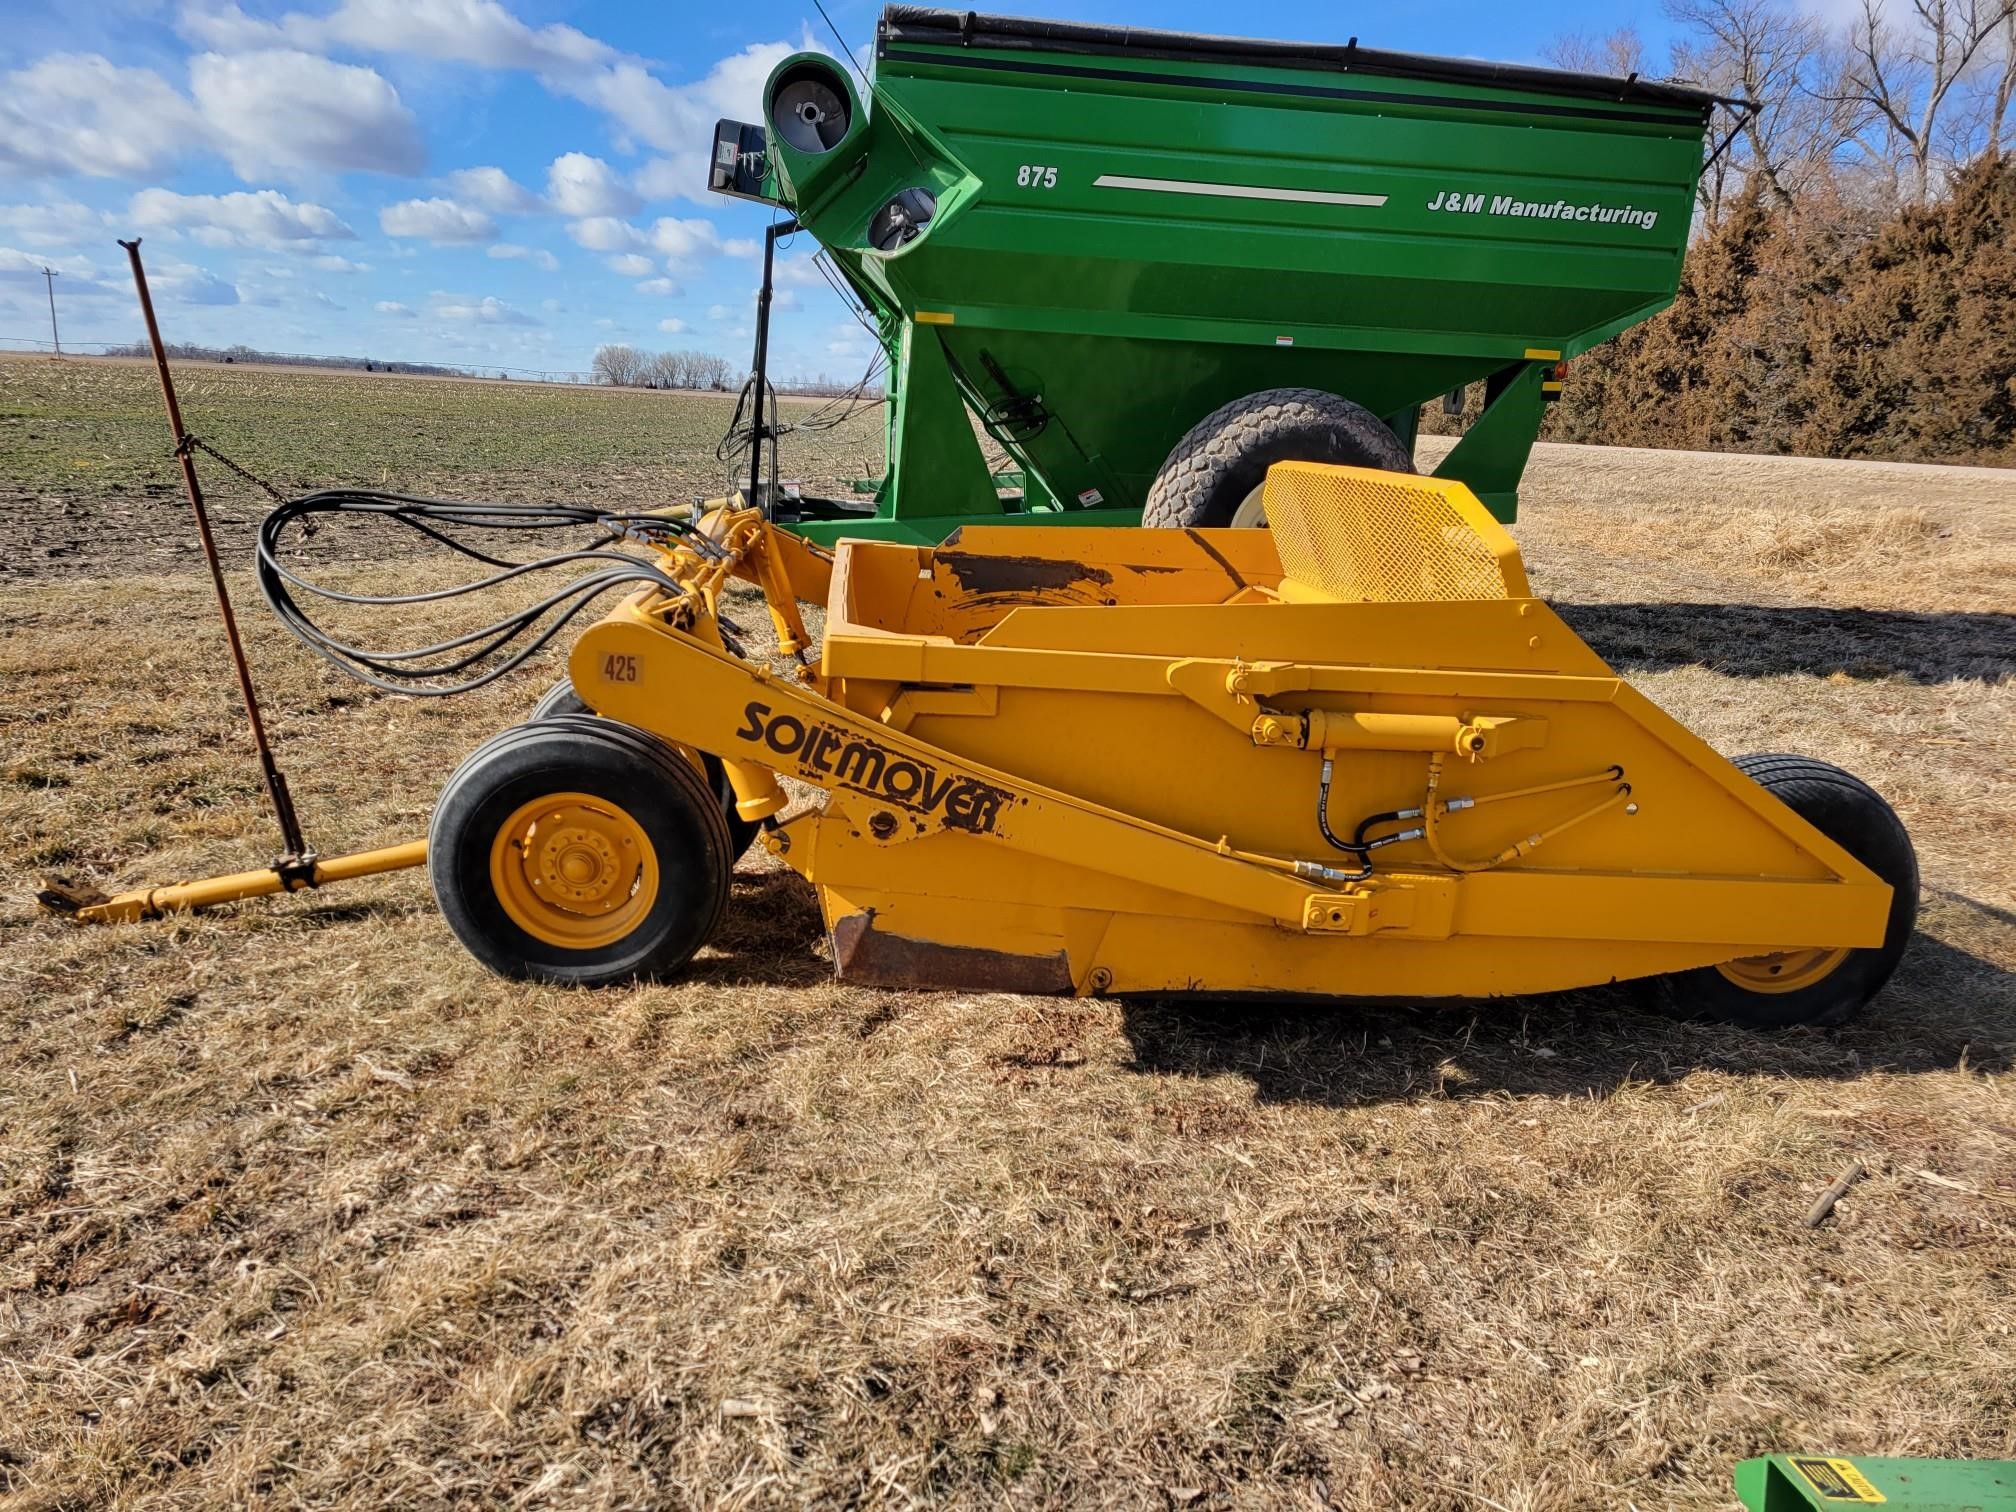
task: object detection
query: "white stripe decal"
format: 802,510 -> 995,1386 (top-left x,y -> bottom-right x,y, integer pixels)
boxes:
1092,173 -> 1387,208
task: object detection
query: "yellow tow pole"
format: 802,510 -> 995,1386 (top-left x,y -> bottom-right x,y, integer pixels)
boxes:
38,244 -> 431,930
41,841 -> 430,924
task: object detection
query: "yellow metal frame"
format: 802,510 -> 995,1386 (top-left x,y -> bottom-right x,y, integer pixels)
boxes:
558,467 -> 1891,999
63,464 -> 1892,1005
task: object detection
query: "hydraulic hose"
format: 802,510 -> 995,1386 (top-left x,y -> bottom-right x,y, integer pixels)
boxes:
255,489 -> 716,696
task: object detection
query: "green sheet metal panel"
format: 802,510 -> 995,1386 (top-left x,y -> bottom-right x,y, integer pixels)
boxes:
1736,1455 -> 2016,1510
753,7 -> 1722,535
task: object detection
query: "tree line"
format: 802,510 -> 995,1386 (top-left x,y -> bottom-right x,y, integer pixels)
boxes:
104,340 -> 468,378
590,345 -> 735,391
1535,0 -> 2016,464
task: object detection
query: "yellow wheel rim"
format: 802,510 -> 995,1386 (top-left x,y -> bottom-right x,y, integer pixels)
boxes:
489,791 -> 658,951
1715,945 -> 1850,995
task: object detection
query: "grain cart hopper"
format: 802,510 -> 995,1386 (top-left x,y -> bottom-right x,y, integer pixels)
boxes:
711,7 -> 1733,542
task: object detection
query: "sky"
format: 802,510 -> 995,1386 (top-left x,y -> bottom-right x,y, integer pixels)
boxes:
0,0 -> 1715,381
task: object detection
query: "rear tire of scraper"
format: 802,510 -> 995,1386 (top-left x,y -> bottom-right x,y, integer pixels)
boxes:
1142,387 -> 1415,530
1650,754 -> 1918,1029
530,678 -> 758,861
430,715 -> 732,986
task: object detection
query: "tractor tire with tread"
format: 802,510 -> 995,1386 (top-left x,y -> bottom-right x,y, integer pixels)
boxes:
1143,387 -> 1415,530
1651,753 -> 1918,1029
430,714 -> 732,986
529,678 -> 759,860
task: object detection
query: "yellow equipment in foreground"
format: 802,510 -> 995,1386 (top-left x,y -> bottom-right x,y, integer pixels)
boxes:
418,462 -> 1913,1027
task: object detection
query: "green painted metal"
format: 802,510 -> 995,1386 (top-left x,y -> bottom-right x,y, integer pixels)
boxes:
1736,1455 -> 2016,1510
734,7 -> 1721,541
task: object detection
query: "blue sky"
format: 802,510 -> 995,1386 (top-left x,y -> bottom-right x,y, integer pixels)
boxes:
0,0 -> 1707,380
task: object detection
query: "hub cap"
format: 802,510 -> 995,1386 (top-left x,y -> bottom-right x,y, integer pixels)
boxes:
1229,482 -> 1269,529
490,791 -> 657,950
1714,945 -> 1850,994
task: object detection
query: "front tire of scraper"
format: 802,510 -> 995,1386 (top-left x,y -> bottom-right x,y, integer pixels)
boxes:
1142,388 -> 1415,529
430,715 -> 733,986
1650,754 -> 1918,1029
530,678 -> 758,861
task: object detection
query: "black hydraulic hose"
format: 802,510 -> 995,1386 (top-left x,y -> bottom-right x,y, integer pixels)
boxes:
1353,806 -> 1424,852
1314,753 -> 1427,872
253,489 -> 711,697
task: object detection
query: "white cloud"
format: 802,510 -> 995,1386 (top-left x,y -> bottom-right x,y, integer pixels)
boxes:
375,299 -> 416,316
432,293 -> 538,325
658,317 -> 688,334
546,152 -> 640,217
771,289 -> 801,313
180,0 -> 614,74
444,165 -> 543,214
150,259 -> 241,306
190,50 -> 423,179
579,41 -> 809,205
604,252 -> 654,276
310,253 -> 369,272
0,202 -> 115,249
773,254 -> 823,288
634,277 -> 683,296
131,188 -> 355,248
3,245 -> 240,307
650,217 -> 728,263
723,237 -> 761,259
707,303 -> 733,320
631,156 -> 694,203
0,247 -> 111,290
381,198 -> 496,243
179,2 -> 821,205
489,242 -> 560,272
566,216 -> 642,253
0,55 -> 206,179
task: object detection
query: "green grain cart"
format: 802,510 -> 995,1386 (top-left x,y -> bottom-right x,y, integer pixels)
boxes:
710,7 -> 1731,544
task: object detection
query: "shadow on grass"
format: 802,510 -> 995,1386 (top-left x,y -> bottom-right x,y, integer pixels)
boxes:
685,869 -> 831,987
1118,928 -> 2014,1109
1556,602 -> 2015,684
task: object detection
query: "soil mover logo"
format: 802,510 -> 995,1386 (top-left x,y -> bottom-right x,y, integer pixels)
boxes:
735,702 -> 1011,835
1426,189 -> 1660,230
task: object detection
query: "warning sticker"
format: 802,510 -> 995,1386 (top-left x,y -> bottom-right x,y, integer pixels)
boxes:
1789,1457 -> 1887,1504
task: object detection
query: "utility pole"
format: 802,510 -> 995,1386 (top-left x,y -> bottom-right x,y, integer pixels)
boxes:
40,266 -> 61,358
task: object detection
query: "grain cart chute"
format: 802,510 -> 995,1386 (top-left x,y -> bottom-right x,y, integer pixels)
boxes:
712,7 -> 1736,543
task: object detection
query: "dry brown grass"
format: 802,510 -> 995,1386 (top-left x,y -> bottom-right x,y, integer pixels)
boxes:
2,373 -> 2013,1509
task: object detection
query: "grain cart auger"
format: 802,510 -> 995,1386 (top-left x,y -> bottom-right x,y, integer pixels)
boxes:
407,464 -> 1909,1028
709,7 -> 1748,544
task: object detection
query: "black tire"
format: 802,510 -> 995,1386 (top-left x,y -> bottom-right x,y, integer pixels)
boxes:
1652,754 -> 1918,1028
1142,388 -> 1415,529
430,715 -> 732,986
529,679 -> 590,723
529,678 -> 759,860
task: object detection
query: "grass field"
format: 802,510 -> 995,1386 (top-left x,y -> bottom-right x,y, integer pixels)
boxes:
2,354 -> 2013,1509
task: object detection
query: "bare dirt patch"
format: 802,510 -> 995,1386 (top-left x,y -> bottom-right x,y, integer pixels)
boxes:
0,353 -> 886,583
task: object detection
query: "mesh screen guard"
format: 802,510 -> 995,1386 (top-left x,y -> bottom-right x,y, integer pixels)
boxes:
1261,463 -> 1531,603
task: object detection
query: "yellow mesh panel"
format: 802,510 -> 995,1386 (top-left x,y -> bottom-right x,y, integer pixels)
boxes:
1261,462 -> 1530,603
